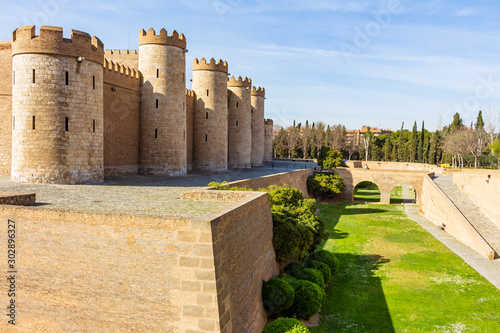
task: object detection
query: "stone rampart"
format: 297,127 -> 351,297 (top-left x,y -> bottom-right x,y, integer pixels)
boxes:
420,173 -> 495,259
452,170 -> 500,228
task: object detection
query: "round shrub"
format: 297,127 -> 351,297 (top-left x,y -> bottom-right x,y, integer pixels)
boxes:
289,280 -> 326,319
309,250 -> 340,277
284,262 -> 303,276
277,273 -> 296,285
294,268 -> 325,290
305,260 -> 332,284
262,317 -> 310,333
262,277 -> 295,317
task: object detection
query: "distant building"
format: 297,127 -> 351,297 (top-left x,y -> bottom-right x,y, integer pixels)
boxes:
346,126 -> 392,145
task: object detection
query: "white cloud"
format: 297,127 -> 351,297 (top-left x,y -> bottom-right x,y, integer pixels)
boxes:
454,7 -> 478,17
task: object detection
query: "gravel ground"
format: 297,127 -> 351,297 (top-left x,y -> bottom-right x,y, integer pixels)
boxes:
0,164 -> 312,218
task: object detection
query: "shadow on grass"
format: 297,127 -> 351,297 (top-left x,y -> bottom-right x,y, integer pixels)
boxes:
319,253 -> 394,332
342,207 -> 388,215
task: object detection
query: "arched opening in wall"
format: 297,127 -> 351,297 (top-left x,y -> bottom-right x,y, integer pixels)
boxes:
390,185 -> 416,204
354,181 -> 381,203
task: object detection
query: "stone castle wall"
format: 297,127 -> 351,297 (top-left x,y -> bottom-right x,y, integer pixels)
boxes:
227,77 -> 252,168
251,88 -> 265,166
264,119 -> 273,162
192,59 -> 229,172
103,61 -> 141,176
139,30 -> 187,176
186,89 -> 196,171
0,189 -> 277,332
0,42 -> 12,176
104,49 -> 139,69
0,26 -> 270,181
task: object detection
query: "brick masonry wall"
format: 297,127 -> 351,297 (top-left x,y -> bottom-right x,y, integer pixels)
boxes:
11,54 -> 104,184
104,49 -> 139,69
103,82 -> 141,176
227,87 -> 251,168
139,44 -> 187,176
0,189 -> 278,332
210,192 -> 278,333
0,42 -> 12,176
452,170 -> 500,228
192,70 -> 229,171
264,121 -> 273,162
250,94 -> 264,166
186,90 -> 195,171
0,192 -> 35,205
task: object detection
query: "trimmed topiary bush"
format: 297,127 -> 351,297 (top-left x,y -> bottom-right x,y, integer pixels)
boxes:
262,317 -> 310,333
305,260 -> 332,284
309,250 -> 340,277
277,273 -> 296,285
294,268 -> 325,290
289,280 -> 326,319
284,262 -> 303,276
262,277 -> 295,317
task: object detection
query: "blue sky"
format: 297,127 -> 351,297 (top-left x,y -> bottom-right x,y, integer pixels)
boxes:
2,0 -> 500,131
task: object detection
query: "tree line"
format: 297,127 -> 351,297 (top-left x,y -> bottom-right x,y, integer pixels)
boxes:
273,111 -> 500,169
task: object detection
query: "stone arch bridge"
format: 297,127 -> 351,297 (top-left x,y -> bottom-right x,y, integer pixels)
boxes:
335,168 -> 431,204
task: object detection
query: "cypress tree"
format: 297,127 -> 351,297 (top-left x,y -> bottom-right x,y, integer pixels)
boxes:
411,121 -> 418,162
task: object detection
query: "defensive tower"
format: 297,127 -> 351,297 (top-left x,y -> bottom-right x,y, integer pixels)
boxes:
192,58 -> 229,171
138,28 -> 187,176
227,76 -> 252,168
251,86 -> 265,166
11,25 -> 104,184
264,118 -> 274,162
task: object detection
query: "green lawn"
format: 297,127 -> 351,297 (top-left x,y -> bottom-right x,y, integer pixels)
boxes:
310,203 -> 500,333
354,182 -> 381,202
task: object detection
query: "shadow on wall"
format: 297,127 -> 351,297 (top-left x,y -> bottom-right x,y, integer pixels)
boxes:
323,253 -> 395,332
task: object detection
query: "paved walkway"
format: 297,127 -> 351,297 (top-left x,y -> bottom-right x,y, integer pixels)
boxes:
433,175 -> 500,257
404,204 -> 500,290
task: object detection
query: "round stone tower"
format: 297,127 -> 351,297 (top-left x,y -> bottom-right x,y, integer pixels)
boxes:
251,86 -> 265,166
192,58 -> 229,171
138,28 -> 187,176
264,118 -> 274,162
227,76 -> 252,169
11,25 -> 104,184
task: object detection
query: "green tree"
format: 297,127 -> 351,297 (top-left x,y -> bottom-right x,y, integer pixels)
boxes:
418,121 -> 425,162
489,140 -> 500,169
410,121 -> 418,162
476,110 -> 485,129
398,122 -> 405,161
450,112 -> 464,132
391,144 -> 397,161
428,131 -> 438,164
383,137 -> 392,161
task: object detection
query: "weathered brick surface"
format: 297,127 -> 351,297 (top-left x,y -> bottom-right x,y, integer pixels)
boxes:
103,63 -> 141,176
186,89 -> 195,171
139,42 -> 187,176
192,59 -> 229,172
228,77 -> 252,169
11,53 -> 104,184
0,42 -> 12,176
104,49 -> 139,69
251,87 -> 265,166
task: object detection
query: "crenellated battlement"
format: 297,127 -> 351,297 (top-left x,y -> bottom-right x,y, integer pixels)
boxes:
139,28 -> 186,49
105,49 -> 138,56
103,59 -> 141,91
251,86 -> 265,97
11,25 -> 104,64
228,76 -> 251,88
186,88 -> 196,98
193,57 -> 228,73
264,119 -> 274,126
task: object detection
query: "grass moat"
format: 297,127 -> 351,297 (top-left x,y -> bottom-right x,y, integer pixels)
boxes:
310,203 -> 500,333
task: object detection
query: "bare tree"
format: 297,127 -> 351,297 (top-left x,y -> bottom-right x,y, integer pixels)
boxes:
442,129 -> 467,168
287,126 -> 301,158
361,130 -> 374,161
485,105 -> 500,142
464,127 -> 490,169
345,140 -> 358,160
328,124 -> 346,151
314,122 -> 326,157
